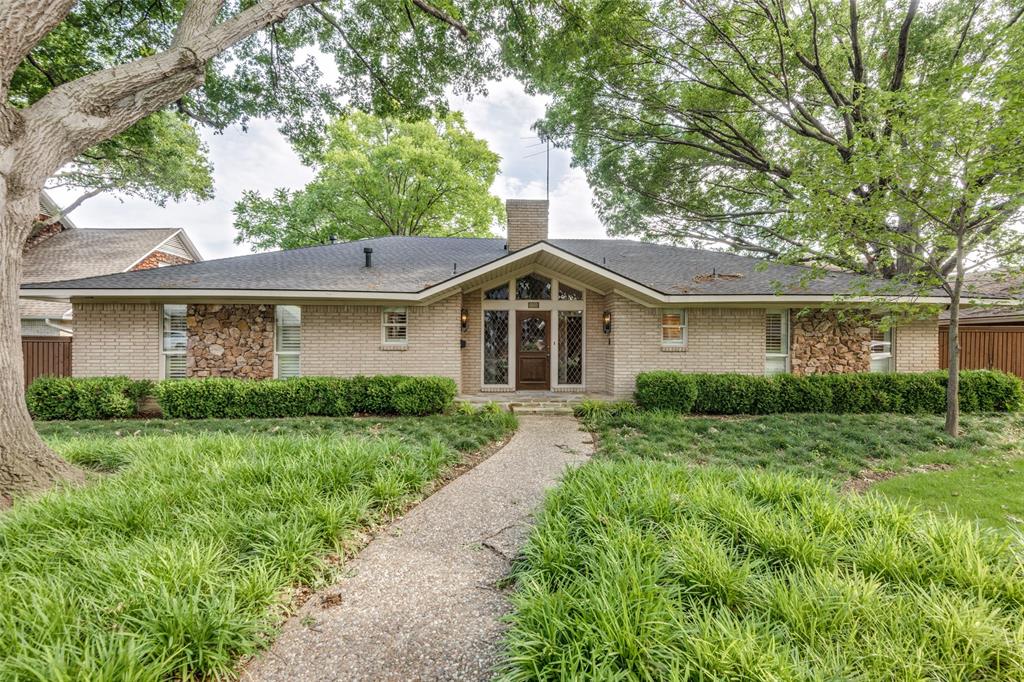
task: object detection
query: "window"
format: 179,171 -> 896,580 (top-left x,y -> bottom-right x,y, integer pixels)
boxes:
161,304 -> 187,379
275,305 -> 301,378
382,307 -> 408,344
515,274 -> 551,300
558,310 -> 584,385
765,309 -> 789,375
661,310 -> 687,346
484,283 -> 509,300
870,328 -> 893,373
557,283 -> 584,301
483,310 -> 509,385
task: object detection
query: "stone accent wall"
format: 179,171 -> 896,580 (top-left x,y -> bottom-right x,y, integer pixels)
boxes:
605,295 -> 765,397
133,250 -> 193,270
301,295 -> 461,382
895,318 -> 939,372
506,199 -> 548,251
186,304 -> 274,379
72,302 -> 161,379
790,310 -> 871,375
23,220 -> 64,252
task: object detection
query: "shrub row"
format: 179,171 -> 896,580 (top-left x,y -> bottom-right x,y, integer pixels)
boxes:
27,375 -> 457,420
635,370 -> 1024,415
25,377 -> 154,421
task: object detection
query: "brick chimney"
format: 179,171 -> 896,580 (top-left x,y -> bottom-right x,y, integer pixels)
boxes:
506,199 -> 548,252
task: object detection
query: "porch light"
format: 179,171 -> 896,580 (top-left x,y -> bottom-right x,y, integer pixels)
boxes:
461,308 -> 469,331
602,310 -> 612,334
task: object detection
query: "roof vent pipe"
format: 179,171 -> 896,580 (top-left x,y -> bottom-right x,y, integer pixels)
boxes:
364,247 -> 373,268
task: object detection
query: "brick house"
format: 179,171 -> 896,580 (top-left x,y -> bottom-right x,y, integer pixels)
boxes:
21,199 -> 998,399
20,193 -> 203,337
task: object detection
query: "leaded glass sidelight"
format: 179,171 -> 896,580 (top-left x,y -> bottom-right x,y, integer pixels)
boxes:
558,310 -> 584,385
515,274 -> 551,300
483,310 -> 509,384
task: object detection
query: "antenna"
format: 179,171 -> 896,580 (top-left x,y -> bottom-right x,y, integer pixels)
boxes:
521,136 -> 551,200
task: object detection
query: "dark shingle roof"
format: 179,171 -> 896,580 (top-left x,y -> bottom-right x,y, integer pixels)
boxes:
21,236 -> 965,299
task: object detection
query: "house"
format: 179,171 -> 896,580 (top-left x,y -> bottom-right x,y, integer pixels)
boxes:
939,270 -> 1024,378
22,199 -> 997,399
20,193 -> 203,336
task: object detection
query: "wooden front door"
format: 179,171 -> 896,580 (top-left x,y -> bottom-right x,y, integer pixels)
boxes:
516,310 -> 551,390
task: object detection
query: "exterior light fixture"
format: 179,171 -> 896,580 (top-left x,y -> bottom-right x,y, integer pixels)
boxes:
602,310 -> 612,334
461,308 -> 469,331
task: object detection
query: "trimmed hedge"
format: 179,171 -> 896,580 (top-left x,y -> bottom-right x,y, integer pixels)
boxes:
26,376 -> 154,420
28,374 -> 457,420
635,370 -> 1023,415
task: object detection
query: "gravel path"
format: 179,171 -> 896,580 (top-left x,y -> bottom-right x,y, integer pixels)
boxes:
242,415 -> 592,682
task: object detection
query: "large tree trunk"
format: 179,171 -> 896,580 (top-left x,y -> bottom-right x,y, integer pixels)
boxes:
0,191 -> 83,505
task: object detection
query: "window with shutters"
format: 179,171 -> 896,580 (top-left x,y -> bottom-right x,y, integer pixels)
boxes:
765,309 -> 789,374
870,328 -> 893,373
275,305 -> 301,378
382,307 -> 408,344
161,304 -> 187,379
661,310 -> 687,346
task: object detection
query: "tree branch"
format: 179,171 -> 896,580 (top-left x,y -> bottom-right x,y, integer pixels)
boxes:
888,0 -> 919,92
409,0 -> 469,39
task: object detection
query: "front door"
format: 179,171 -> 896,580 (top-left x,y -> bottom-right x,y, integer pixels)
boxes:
516,310 -> 550,390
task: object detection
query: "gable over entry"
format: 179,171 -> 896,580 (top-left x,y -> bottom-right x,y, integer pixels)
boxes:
476,272 -> 588,392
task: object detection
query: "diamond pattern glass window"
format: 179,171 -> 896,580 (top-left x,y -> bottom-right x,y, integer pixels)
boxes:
765,309 -> 789,375
382,307 -> 408,344
661,310 -> 687,346
275,305 -> 301,378
483,310 -> 509,385
870,328 -> 893,373
558,310 -> 584,385
484,283 -> 509,300
162,304 -> 187,379
515,274 -> 551,300
520,316 -> 547,352
558,283 -> 584,301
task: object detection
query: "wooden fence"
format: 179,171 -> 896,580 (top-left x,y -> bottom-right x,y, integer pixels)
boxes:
939,326 -> 1024,379
22,336 -> 72,386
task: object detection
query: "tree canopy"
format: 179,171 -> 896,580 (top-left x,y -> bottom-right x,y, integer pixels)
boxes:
234,111 -> 503,250
516,0 -> 1024,284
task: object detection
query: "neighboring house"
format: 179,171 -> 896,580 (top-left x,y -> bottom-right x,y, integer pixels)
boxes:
21,200 -> 1005,399
939,270 -> 1024,378
20,193 -> 203,337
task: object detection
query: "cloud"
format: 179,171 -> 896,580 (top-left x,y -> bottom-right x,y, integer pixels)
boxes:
47,78 -> 607,258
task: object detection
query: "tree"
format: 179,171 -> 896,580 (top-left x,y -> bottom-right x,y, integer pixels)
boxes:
234,111 -> 503,250
0,0 -> 524,500
516,0 -> 1024,435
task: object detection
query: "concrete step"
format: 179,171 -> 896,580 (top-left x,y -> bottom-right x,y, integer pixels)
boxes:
509,403 -> 577,416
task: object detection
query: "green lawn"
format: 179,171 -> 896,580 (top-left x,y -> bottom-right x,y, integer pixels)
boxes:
501,459 -> 1024,680
872,457 -> 1024,530
1,411 -> 515,681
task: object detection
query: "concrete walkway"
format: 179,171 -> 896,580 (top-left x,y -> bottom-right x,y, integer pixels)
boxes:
242,416 -> 592,682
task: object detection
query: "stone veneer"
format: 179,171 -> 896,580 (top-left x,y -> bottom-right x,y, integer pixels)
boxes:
790,309 -> 871,375
186,304 -> 274,379
133,250 -> 193,270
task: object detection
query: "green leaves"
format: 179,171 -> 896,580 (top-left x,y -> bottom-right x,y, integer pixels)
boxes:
233,111 -> 504,249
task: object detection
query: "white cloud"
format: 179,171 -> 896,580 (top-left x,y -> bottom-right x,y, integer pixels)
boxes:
47,78 -> 607,259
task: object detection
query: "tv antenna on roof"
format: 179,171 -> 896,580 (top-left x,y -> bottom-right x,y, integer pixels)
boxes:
522,136 -> 550,201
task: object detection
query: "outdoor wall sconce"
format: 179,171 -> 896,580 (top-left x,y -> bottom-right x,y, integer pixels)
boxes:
460,308 -> 469,332
602,310 -> 612,334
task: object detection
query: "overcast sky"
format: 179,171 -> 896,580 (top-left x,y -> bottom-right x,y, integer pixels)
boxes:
47,79 -> 606,261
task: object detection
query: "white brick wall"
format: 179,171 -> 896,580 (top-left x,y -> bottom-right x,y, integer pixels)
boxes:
72,302 -> 161,379
300,295 -> 462,382
895,318 -> 939,372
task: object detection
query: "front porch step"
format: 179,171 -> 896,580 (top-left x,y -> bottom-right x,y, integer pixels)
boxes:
507,402 -> 578,416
